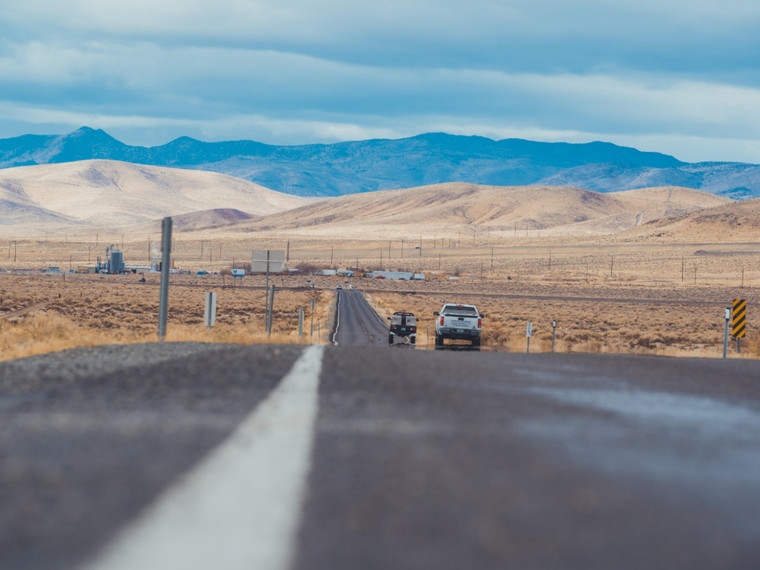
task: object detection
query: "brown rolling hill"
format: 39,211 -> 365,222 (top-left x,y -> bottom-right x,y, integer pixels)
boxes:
129,208 -> 258,234
222,183 -> 731,240
613,197 -> 760,243
0,160 -> 312,235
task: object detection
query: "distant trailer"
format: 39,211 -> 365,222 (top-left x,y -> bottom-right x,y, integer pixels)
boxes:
371,271 -> 414,280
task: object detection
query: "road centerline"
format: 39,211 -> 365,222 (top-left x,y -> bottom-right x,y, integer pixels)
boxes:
81,344 -> 325,570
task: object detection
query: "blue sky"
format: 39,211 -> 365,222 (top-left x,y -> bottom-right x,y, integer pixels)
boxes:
1,0 -> 760,162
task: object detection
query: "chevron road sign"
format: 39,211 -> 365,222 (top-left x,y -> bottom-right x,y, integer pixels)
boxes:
732,299 -> 746,339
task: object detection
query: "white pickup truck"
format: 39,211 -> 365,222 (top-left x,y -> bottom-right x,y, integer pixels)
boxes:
434,303 -> 483,347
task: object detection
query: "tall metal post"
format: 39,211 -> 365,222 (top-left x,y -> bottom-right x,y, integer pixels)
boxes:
298,307 -> 304,338
310,299 -> 315,342
264,250 -> 270,325
723,307 -> 730,359
158,217 -> 172,341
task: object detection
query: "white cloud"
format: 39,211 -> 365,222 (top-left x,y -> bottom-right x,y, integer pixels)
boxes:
1,0 -> 760,163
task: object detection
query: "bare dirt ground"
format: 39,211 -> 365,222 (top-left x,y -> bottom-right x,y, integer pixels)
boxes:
1,233 -> 757,360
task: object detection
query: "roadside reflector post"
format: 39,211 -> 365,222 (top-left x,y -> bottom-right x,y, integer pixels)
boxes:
158,216 -> 172,342
298,307 -> 304,338
204,291 -> 217,329
723,307 -> 730,359
552,320 -> 557,353
526,322 -> 533,354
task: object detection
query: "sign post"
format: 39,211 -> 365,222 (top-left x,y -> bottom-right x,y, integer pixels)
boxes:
204,292 -> 217,328
723,307 -> 730,359
526,322 -> 533,354
267,285 -> 276,336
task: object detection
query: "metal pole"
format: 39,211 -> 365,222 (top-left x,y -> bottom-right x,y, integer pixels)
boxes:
723,307 -> 730,359
298,307 -> 304,338
310,299 -> 315,342
264,250 -> 270,324
267,285 -> 276,336
158,217 -> 172,341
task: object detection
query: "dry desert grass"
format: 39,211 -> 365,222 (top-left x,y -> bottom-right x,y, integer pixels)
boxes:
0,273 -> 334,361
2,235 -> 760,360
365,286 -> 760,358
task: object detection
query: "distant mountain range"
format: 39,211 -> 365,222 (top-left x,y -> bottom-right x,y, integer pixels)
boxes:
1,127 -> 759,199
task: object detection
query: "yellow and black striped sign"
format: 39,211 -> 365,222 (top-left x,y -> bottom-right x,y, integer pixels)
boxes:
732,298 -> 746,338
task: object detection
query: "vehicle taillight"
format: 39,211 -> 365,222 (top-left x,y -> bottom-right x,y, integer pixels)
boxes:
478,318 -> 482,328
440,316 -> 444,325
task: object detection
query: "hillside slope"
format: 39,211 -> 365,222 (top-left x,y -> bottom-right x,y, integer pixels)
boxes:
229,183 -> 730,239
0,160 -> 311,232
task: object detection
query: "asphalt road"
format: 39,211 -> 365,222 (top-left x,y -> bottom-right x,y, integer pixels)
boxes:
332,289 -> 389,346
2,330 -> 760,569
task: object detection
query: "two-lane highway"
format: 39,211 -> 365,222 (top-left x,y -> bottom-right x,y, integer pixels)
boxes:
332,289 -> 389,346
2,340 -> 760,569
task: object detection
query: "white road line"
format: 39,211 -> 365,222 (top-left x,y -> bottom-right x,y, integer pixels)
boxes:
81,345 -> 325,570
332,290 -> 342,345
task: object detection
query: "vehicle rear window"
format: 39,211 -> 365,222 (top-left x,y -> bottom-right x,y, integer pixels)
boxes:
443,305 -> 477,316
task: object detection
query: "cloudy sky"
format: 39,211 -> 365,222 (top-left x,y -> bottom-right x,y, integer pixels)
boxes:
1,0 -> 760,162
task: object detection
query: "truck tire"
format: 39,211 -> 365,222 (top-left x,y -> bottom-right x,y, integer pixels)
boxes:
410,336 -> 416,345
472,337 -> 481,347
435,334 -> 443,347
389,333 -> 394,344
